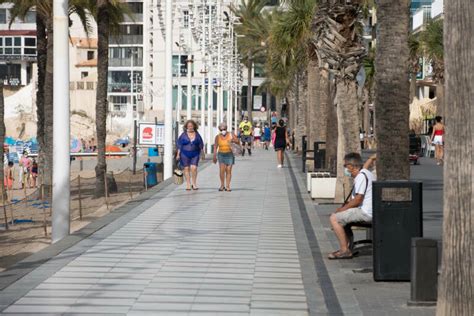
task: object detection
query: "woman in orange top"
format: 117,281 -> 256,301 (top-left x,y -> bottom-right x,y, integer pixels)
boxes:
430,116 -> 445,165
213,122 -> 240,191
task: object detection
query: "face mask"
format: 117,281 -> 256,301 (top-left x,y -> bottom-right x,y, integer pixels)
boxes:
244,119 -> 248,122
187,128 -> 194,132
344,168 -> 352,177
221,130 -> 227,136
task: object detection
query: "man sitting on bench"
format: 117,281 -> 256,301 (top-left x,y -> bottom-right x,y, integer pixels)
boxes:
328,153 -> 375,259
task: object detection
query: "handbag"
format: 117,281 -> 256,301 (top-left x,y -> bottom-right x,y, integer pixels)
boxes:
231,142 -> 242,156
173,160 -> 184,185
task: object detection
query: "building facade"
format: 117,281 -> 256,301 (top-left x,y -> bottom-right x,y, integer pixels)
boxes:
0,3 -> 36,87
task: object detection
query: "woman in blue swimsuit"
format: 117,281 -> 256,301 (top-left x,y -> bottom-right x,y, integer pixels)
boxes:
176,120 -> 204,190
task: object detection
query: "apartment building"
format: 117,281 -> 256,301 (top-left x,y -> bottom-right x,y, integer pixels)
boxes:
0,3 -> 36,87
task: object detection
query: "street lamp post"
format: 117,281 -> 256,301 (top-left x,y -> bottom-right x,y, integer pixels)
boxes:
52,0 -> 70,243
186,56 -> 193,120
206,0 -> 213,154
164,0 -> 173,180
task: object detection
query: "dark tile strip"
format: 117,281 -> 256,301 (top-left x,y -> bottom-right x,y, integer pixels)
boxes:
285,155 -> 344,315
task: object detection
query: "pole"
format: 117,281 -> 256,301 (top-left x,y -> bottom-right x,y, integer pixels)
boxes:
164,0 -> 173,180
104,171 -> 109,210
77,176 -> 83,221
132,119 -> 137,174
131,49 -> 134,114
52,0 -> 70,243
1,185 -> 8,230
206,0 -> 213,154
176,45 -> 182,125
186,57 -> 193,120
200,3 -> 207,144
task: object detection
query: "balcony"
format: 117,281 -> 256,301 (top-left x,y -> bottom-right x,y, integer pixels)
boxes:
108,82 -> 143,93
109,58 -> 143,67
431,0 -> 443,19
109,35 -> 143,45
123,14 -> 143,23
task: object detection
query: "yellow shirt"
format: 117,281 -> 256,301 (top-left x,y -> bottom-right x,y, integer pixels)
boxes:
217,134 -> 232,153
239,121 -> 253,136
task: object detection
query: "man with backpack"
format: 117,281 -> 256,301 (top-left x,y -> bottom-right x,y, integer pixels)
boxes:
328,153 -> 375,260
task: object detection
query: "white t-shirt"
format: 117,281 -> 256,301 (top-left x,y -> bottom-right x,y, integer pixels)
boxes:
352,168 -> 375,217
254,127 -> 262,137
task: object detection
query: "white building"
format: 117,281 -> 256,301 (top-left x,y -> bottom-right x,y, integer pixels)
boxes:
0,3 -> 36,87
107,0 -> 280,138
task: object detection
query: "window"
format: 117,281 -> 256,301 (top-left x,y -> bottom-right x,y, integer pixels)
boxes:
0,9 -> 6,24
77,82 -> 84,90
14,37 -> 21,46
87,51 -> 94,60
24,38 -> 36,46
183,10 -> 189,29
23,11 -> 36,23
86,82 -> 94,90
81,71 -> 89,79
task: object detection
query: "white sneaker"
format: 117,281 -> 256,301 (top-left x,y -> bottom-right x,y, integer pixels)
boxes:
277,164 -> 282,168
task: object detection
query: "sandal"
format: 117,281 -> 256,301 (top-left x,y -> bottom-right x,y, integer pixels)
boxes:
218,187 -> 225,191
328,250 -> 353,260
192,185 -> 199,190
225,188 -> 232,192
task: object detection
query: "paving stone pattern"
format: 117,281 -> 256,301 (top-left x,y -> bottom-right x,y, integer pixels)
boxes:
1,151 -> 313,315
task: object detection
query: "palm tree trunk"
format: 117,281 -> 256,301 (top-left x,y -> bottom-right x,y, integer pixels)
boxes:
436,82 -> 444,117
36,13 -> 48,194
42,17 -> 54,196
325,72 -> 337,173
246,58 -> 253,122
436,0 -> 474,314
410,72 -> 417,102
0,82 -> 5,204
334,79 -> 360,203
95,0 -> 109,197
307,59 -> 322,146
375,0 -> 410,181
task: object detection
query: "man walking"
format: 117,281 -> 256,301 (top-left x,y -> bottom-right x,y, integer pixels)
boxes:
239,116 -> 253,156
328,153 -> 374,259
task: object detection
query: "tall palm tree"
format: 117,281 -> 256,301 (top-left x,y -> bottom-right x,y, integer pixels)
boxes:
264,0 -> 318,150
311,0 -> 367,201
374,0 -> 410,181
85,0 -> 130,197
3,0 -> 92,196
408,34 -> 421,103
0,81 -> 5,224
230,0 -> 268,122
436,0 -> 473,314
419,19 -> 444,116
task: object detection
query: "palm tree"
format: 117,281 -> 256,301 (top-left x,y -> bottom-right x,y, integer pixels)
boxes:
3,0 -> 92,196
93,0 -> 110,197
230,0 -> 268,123
374,0 -> 411,181
85,0 -> 130,197
408,34 -> 421,103
311,0 -> 367,201
436,1 -> 473,314
0,81 -> 5,226
419,19 -> 444,116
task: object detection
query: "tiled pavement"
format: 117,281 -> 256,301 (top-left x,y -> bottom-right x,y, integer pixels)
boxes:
0,150 -> 321,315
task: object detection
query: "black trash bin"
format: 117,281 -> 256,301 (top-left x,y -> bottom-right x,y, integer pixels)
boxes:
314,141 -> 326,170
373,181 -> 423,281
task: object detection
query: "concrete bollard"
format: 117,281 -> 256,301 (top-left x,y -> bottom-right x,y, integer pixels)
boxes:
408,238 -> 438,306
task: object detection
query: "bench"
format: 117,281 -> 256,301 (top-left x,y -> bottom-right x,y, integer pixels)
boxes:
344,221 -> 372,252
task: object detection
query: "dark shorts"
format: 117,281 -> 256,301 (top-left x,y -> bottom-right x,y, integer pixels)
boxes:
241,135 -> 252,144
180,153 -> 200,167
274,139 -> 286,151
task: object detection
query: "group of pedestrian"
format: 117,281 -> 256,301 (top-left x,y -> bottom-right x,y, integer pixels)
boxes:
3,151 -> 38,202
175,115 -> 293,192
